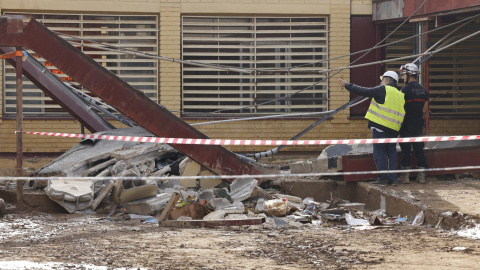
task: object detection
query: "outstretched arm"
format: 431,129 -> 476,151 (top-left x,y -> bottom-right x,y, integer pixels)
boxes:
339,79 -> 385,100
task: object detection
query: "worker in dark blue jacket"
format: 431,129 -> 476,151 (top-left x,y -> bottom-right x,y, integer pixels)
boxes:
398,63 -> 429,184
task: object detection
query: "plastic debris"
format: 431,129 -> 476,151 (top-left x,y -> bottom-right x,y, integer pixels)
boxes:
264,198 -> 288,217
412,211 -> 425,226
344,213 -> 371,226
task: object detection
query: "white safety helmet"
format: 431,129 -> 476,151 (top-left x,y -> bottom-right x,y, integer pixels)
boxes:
399,63 -> 420,75
380,71 -> 399,82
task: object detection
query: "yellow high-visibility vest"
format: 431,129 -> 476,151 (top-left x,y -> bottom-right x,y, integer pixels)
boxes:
365,85 -> 405,131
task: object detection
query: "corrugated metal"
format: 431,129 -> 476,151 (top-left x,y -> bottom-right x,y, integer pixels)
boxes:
404,0 -> 480,17
373,0 -> 480,21
372,0 -> 404,22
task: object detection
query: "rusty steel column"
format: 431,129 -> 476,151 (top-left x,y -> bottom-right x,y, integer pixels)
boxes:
15,47 -> 23,208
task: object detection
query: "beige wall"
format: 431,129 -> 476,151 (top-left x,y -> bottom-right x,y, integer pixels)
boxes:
2,0 -> 477,155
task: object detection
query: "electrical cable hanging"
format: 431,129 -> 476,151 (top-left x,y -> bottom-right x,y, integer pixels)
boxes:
259,13 -> 479,73
57,14 -> 477,118
58,12 -> 477,77
191,97 -> 369,126
53,6 -> 476,120
52,0 -> 479,78
245,96 -> 364,158
413,16 -> 477,65
57,12 -> 476,117
51,2 -> 480,117
56,32 -> 256,75
210,0 -> 430,114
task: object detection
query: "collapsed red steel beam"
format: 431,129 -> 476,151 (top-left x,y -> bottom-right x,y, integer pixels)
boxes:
0,46 -> 114,133
1,17 -> 263,178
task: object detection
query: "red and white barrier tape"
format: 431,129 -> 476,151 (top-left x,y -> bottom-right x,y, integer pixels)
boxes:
19,131 -> 480,146
2,166 -> 480,181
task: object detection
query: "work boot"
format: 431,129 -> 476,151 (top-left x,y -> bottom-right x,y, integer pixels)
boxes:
400,166 -> 410,184
371,178 -> 389,187
390,179 -> 399,187
416,167 -> 426,184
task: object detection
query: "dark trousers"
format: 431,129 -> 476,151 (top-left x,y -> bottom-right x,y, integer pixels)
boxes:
400,128 -> 427,168
372,129 -> 398,181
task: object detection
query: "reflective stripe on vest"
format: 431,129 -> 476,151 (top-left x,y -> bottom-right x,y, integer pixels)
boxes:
370,100 -> 405,118
365,85 -> 405,132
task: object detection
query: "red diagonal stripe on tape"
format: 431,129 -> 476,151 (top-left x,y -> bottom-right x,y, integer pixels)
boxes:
20,131 -> 480,146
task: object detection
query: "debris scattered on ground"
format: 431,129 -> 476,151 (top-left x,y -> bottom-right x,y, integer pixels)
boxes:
0,126 -> 457,231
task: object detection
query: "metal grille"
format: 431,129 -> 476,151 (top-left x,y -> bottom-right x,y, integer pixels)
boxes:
181,16 -> 328,116
2,12 -> 158,115
427,22 -> 480,116
385,23 -> 414,75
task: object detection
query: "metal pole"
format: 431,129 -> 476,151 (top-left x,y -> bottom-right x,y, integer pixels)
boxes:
424,22 -> 430,136
15,47 -> 23,209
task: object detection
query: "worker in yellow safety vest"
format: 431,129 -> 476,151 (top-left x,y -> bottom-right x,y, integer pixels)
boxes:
340,71 -> 405,186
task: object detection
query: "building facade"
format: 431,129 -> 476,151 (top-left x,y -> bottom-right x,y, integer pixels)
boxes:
0,0 -> 478,158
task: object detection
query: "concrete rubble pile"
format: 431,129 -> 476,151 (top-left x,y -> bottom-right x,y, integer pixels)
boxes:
100,181 -> 426,230
34,126 -> 184,213
24,126 -> 427,228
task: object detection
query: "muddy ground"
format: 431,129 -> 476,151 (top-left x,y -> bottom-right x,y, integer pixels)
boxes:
1,155 -> 480,269
1,206 -> 480,270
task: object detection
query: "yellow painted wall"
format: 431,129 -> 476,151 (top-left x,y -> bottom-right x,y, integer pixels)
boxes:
2,0 -> 478,155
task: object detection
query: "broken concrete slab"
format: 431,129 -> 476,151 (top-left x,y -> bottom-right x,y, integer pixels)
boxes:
208,198 -> 232,210
151,165 -> 171,177
179,158 -> 202,188
119,181 -> 158,204
207,198 -> 245,214
158,179 -> 180,190
126,193 -> 172,215
198,189 -> 215,202
229,178 -> 258,202
198,169 -> 222,189
289,160 -> 314,174
91,180 -> 114,210
110,180 -> 123,203
45,179 -> 94,213
109,144 -> 161,169
179,158 -> 222,189
250,186 -> 274,200
203,210 -> 226,220
36,127 -> 158,177
157,192 -> 181,221
81,158 -> 118,177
